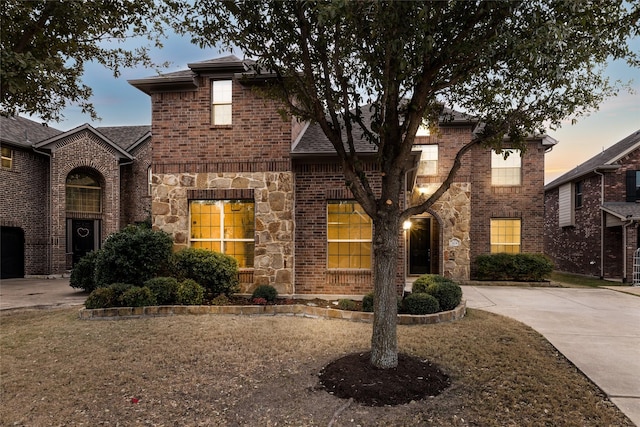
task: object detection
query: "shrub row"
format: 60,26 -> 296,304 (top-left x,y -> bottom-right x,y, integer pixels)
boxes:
85,278 -> 206,309
360,274 -> 462,315
475,253 -> 553,281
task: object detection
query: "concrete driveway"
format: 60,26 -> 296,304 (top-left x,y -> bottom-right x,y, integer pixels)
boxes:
0,277 -> 87,311
463,285 -> 640,426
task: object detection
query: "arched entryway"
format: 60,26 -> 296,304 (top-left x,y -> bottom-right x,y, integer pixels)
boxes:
65,168 -> 103,266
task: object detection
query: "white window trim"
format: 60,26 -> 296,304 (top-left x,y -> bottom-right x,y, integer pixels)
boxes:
491,149 -> 522,186
211,80 -> 232,125
326,201 -> 373,270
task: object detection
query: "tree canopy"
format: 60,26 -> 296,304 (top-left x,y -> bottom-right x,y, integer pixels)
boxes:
0,0 -> 179,122
179,1 -> 639,368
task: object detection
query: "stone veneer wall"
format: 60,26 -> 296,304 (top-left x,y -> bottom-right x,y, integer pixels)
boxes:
152,171 -> 295,295
411,182 -> 471,281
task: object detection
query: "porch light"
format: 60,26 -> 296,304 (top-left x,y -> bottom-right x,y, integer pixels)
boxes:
403,220 -> 412,230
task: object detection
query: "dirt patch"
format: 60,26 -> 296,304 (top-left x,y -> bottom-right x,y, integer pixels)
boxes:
319,351 -> 450,406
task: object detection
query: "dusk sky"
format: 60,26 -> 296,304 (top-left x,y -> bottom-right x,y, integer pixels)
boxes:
37,32 -> 640,185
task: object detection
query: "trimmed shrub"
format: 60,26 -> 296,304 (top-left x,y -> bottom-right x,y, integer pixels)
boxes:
70,250 -> 99,292
176,279 -> 205,305
412,274 -> 450,294
85,287 -> 117,309
210,294 -> 230,306
251,284 -> 278,302
144,277 -> 179,305
94,224 -> 173,287
118,286 -> 157,307
475,253 -> 553,281
426,280 -> 462,311
402,293 -> 440,315
171,248 -> 239,296
337,299 -> 357,311
362,293 -> 374,312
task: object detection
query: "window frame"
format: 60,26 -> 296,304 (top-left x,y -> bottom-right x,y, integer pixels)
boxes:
574,180 -> 583,209
490,218 -> 521,254
211,79 -> 233,126
414,144 -> 438,176
326,200 -> 373,269
1,146 -> 12,169
491,149 -> 522,186
66,171 -> 102,213
189,199 -> 255,268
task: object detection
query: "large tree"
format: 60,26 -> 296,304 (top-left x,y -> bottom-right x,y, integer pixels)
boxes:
0,0 -> 179,122
179,1 -> 639,368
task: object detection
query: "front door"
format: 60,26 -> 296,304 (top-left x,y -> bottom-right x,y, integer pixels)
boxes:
71,219 -> 97,265
409,218 -> 431,275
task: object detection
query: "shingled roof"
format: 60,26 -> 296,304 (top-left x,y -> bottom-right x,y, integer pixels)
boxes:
545,129 -> 640,190
292,105 -> 478,156
0,115 -> 63,147
95,126 -> 151,152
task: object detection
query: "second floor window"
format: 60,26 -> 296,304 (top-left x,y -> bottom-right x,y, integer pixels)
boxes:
1,146 -> 12,169
491,149 -> 522,186
626,170 -> 640,202
327,201 -> 372,269
211,80 -> 232,125
574,181 -> 583,209
415,144 -> 438,175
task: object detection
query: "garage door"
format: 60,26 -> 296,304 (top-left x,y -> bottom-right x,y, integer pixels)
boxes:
1,227 -> 24,279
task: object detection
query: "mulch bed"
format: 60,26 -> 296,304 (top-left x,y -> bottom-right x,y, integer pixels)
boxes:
318,351 -> 450,406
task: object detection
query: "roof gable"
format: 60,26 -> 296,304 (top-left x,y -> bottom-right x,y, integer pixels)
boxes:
545,129 -> 640,190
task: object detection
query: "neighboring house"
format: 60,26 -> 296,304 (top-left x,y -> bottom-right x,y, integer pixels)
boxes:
130,54 -> 556,297
544,129 -> 640,282
0,115 -> 151,278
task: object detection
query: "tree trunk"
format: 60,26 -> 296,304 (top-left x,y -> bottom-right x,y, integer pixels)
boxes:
370,210 -> 401,369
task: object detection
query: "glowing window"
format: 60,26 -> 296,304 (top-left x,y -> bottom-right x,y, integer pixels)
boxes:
490,218 -> 521,254
190,200 -> 254,268
415,144 -> 438,175
327,201 -> 372,269
1,146 -> 12,169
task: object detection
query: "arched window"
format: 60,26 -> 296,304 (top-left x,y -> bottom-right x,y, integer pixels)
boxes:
66,171 -> 101,213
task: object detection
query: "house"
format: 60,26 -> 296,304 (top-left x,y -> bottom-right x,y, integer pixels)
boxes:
0,115 -> 151,278
129,54 -> 556,297
544,129 -> 640,282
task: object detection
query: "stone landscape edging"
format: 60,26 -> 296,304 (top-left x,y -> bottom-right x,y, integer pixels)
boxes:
78,300 -> 466,325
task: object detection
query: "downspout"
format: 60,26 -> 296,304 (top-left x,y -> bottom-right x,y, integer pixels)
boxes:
32,146 -> 53,274
593,169 -> 605,279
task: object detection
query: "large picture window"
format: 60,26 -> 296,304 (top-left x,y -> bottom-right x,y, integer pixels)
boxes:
327,201 -> 372,269
66,171 -> 101,213
491,149 -> 521,186
490,218 -> 521,253
190,200 -> 254,268
211,80 -> 232,125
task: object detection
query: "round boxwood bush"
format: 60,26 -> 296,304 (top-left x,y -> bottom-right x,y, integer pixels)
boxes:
176,279 -> 205,305
426,280 -> 462,311
94,224 -> 173,287
85,287 -> 117,309
171,248 -> 239,297
362,293 -> 374,312
118,286 -> 157,307
70,250 -> 99,292
251,284 -> 278,302
338,299 -> 357,311
402,293 -> 440,315
144,277 -> 179,305
412,274 -> 451,294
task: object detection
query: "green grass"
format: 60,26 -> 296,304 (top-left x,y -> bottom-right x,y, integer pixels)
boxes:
550,271 -> 624,288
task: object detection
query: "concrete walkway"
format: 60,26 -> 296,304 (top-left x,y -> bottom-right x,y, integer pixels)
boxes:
463,285 -> 640,426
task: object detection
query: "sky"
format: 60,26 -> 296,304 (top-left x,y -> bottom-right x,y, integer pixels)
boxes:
39,33 -> 640,185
